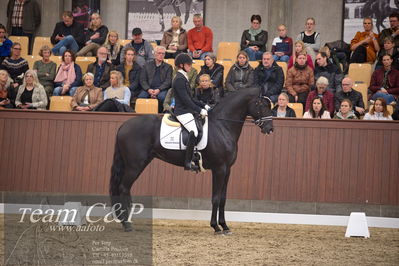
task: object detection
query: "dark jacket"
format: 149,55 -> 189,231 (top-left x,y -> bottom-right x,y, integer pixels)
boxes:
7,0 -> 41,34
254,61 -> 284,99
376,47 -> 399,71
314,62 -> 343,94
225,63 -> 255,92
116,62 -> 142,97
87,60 -> 113,90
335,89 -> 364,113
54,63 -> 83,88
194,87 -> 217,105
83,25 -> 109,45
140,60 -> 172,92
197,63 -> 224,89
50,20 -> 85,47
173,71 -> 205,116
369,68 -> 399,98
241,29 -> 268,52
272,105 -> 296,117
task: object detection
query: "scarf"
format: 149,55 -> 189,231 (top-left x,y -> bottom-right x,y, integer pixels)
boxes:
248,27 -> 262,41
382,69 -> 391,89
54,62 -> 76,86
294,62 -> 307,70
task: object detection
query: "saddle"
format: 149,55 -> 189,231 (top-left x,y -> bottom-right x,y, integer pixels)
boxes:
164,112 -> 205,146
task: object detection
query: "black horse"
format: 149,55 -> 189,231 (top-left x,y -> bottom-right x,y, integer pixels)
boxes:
110,87 -> 273,233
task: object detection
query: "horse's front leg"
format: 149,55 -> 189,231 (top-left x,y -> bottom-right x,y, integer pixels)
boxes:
210,166 -> 226,234
218,167 -> 231,234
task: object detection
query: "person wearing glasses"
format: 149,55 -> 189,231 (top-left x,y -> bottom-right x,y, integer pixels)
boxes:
138,46 -> 172,108
378,12 -> 399,47
335,77 -> 365,117
86,46 -> 113,91
350,17 -> 380,63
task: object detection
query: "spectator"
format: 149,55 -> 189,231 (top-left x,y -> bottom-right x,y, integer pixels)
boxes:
71,72 -> 103,111
350,17 -> 380,63
288,40 -> 314,70
116,47 -> 142,99
1,42 -> 29,92
323,41 -> 350,74
378,12 -> 399,47
271,24 -> 293,62
314,51 -> 343,94
53,50 -> 82,96
272,92 -> 296,118
163,66 -> 198,113
369,54 -> 399,104
138,46 -> 172,105
87,46 -> 113,91
305,76 -> 334,116
50,11 -> 85,56
375,37 -> 399,70
33,45 -> 56,97
76,13 -> 108,56
6,0 -> 41,53
197,53 -> 224,96
286,52 -> 314,110
120,27 -> 154,67
335,77 -> 365,117
303,96 -> 331,119
15,69 -> 47,110
254,52 -> 284,103
187,14 -> 213,60
160,16 -> 188,59
296,17 -> 321,61
104,30 -> 122,66
194,74 -> 217,105
0,24 -> 13,65
333,99 -> 357,119
0,70 -> 14,108
240,14 -> 268,61
104,70 -> 131,106
363,97 -> 393,120
225,51 -> 255,92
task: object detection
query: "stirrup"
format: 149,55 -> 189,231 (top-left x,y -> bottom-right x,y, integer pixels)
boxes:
185,161 -> 199,172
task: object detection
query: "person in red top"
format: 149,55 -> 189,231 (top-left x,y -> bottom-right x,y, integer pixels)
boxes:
305,76 -> 334,116
187,14 -> 213,60
369,54 -> 399,104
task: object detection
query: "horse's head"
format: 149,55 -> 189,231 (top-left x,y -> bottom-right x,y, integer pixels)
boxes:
248,96 -> 274,135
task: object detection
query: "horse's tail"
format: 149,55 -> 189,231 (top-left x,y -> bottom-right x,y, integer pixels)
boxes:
109,137 -> 124,197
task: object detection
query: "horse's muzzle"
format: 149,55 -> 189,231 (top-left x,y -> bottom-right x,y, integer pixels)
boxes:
261,121 -> 273,135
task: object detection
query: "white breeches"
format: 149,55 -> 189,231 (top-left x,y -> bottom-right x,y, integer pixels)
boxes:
176,113 -> 198,137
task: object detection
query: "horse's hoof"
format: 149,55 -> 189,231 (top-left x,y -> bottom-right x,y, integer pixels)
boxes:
214,231 -> 224,236
122,222 -> 132,232
223,230 -> 232,235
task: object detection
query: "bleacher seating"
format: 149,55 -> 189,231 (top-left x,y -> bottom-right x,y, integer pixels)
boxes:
135,98 -> 158,114
216,42 -> 240,62
353,83 -> 369,109
164,58 -> 175,66
75,57 -> 97,74
32,37 -> 53,56
288,103 -> 303,118
49,96 -> 73,111
192,60 -> 203,72
50,56 -> 62,69
249,61 -> 260,69
216,60 -> 233,82
119,39 -> 131,47
9,36 -> 29,58
276,61 -> 288,86
348,63 -> 372,87
25,55 -> 38,69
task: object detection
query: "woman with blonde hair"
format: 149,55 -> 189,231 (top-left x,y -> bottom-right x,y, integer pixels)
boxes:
272,92 -> 296,117
287,40 -> 314,70
104,30 -> 122,65
363,98 -> 392,120
15,70 -> 48,110
33,45 -> 57,96
160,16 -> 188,59
0,70 -> 14,108
71,72 -> 103,111
76,13 -> 109,56
350,17 -> 380,63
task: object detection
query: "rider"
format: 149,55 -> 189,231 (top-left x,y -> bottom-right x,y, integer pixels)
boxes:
173,53 -> 210,171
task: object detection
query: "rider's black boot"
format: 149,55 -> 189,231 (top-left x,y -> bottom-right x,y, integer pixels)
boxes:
184,131 -> 199,172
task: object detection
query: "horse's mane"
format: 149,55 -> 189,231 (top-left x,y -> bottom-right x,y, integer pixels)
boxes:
211,87 -> 261,114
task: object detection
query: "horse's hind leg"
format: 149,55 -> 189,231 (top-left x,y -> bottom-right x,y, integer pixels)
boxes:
218,168 -> 231,234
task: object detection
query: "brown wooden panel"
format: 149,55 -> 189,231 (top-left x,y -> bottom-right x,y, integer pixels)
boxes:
0,110 -> 398,206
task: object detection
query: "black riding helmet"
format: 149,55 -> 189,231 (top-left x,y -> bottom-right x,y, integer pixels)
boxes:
175,53 -> 193,67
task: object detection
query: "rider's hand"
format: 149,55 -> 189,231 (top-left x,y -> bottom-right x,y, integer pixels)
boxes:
200,109 -> 208,118
204,105 -> 211,111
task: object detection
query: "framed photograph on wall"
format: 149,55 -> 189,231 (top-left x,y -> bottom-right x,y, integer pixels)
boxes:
127,0 -> 205,41
72,0 -> 101,29
343,0 -> 398,43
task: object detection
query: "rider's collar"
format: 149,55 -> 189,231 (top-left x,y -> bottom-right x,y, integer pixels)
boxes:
178,69 -> 189,81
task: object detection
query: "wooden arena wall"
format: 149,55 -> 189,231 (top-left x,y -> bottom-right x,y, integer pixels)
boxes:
0,110 -> 398,206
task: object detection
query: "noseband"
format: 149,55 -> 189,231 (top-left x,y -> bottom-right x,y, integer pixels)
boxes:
253,96 -> 273,128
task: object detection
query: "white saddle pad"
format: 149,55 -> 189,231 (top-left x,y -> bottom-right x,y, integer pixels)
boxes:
160,114 -> 208,150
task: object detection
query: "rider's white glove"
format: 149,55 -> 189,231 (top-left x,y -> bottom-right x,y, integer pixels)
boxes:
205,105 -> 211,111
200,109 -> 208,118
